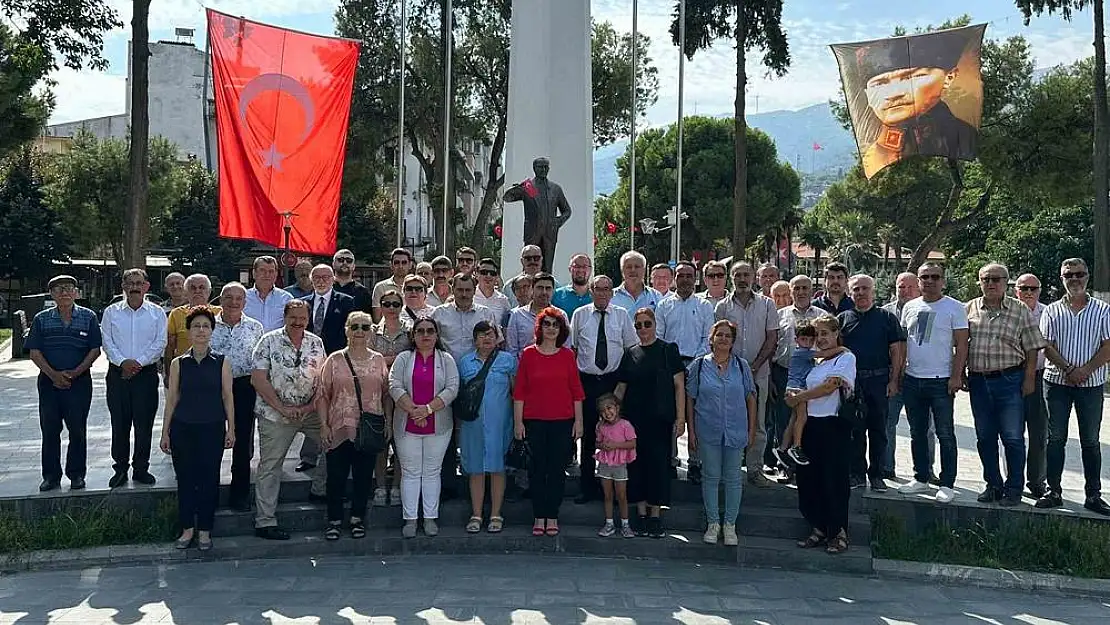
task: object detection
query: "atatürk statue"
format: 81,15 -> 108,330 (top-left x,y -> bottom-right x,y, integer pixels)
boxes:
502,156 -> 572,273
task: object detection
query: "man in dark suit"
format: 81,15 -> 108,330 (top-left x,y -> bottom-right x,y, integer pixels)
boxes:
296,264 -> 355,472
502,157 -> 573,273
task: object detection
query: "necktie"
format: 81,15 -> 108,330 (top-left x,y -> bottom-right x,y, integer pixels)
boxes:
594,309 -> 608,371
314,298 -> 326,332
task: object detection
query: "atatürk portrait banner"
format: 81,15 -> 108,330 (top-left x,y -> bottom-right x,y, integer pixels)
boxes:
831,24 -> 987,179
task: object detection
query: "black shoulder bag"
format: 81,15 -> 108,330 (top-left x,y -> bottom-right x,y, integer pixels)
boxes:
454,351 -> 498,422
833,356 -> 865,429
343,353 -> 388,453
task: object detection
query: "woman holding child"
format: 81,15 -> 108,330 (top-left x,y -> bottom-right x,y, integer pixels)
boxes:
685,320 -> 757,546
786,316 -> 857,555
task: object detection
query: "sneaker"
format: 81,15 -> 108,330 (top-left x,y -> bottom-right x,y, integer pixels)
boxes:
389,487 -> 401,506
977,487 -> 1002,503
424,519 -> 439,536
772,448 -> 793,469
620,524 -> 635,539
635,515 -> 649,537
748,472 -> 774,488
935,487 -> 956,504
372,488 -> 387,507
647,516 -> 665,539
703,522 -> 721,545
402,520 -> 417,539
566,461 -> 581,478
722,523 -> 739,546
869,477 -> 889,493
898,480 -> 929,495
597,522 -> 616,538
787,446 -> 811,466
1034,491 -> 1064,509
849,475 -> 866,489
999,491 -> 1021,507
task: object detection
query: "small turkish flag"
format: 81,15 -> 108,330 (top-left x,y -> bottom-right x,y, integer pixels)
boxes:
494,224 -> 503,239
209,9 -> 359,254
812,142 -> 823,151
606,221 -> 618,235
522,179 -> 538,199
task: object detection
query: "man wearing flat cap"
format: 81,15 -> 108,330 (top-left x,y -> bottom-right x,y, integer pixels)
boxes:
25,275 -> 103,492
839,25 -> 984,177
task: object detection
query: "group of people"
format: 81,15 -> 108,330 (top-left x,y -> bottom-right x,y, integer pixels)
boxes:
25,241 -> 1109,555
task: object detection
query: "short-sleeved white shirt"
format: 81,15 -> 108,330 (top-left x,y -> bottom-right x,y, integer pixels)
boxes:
901,296 -> 969,379
805,351 -> 856,418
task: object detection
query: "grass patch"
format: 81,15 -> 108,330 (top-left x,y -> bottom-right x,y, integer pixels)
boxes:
0,498 -> 177,555
0,328 -> 11,344
873,513 -> 1110,579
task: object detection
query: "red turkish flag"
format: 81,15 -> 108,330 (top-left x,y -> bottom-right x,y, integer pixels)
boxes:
208,9 -> 359,254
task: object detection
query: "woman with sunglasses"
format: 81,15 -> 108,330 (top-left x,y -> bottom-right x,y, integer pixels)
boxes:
371,289 -> 411,507
402,275 -> 437,321
316,311 -> 389,540
512,307 -> 584,537
388,317 -> 460,538
614,308 -> 685,538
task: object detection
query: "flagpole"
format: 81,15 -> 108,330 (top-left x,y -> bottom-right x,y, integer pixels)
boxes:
629,0 -> 638,250
201,34 -> 213,172
395,0 -> 407,247
675,0 -> 685,263
441,0 -> 453,257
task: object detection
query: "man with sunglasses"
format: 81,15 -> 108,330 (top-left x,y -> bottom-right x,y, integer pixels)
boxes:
26,275 -> 102,492
455,247 -> 478,277
504,245 -> 546,308
473,258 -> 512,326
1036,259 -> 1110,515
426,256 -> 454,307
1014,273 -> 1048,499
372,248 -> 414,321
332,249 -> 372,314
965,263 -> 1047,507
697,260 -> 729,307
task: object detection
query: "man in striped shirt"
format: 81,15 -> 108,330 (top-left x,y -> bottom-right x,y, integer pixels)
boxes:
1035,258 -> 1110,515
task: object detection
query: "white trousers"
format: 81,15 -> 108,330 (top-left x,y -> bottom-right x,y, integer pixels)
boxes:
395,428 -> 452,521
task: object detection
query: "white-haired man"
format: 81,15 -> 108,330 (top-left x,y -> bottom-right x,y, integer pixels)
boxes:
612,251 -> 663,313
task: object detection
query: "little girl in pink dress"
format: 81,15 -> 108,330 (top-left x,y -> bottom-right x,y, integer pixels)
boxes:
594,393 -> 637,538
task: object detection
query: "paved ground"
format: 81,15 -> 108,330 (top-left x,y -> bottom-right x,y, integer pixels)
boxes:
0,354 -> 1107,506
0,554 -> 1107,624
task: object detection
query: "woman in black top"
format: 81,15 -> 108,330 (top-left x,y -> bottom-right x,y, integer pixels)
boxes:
615,308 -> 686,538
160,306 -> 235,551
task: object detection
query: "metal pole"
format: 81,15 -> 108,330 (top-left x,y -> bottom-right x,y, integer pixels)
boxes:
629,0 -> 638,249
441,0 -> 453,256
395,0 -> 408,247
676,0 -> 685,262
201,36 -> 213,172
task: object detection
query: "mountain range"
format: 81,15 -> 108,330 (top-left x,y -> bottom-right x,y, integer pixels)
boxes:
593,102 -> 857,197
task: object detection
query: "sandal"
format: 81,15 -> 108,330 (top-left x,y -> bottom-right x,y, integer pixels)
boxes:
826,533 -> 849,555
532,521 -> 546,537
324,523 -> 341,541
350,519 -> 366,539
466,516 -> 483,534
545,522 -> 560,537
797,531 -> 826,549
487,516 -> 504,533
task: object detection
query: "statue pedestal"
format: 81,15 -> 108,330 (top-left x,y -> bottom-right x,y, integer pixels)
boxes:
501,0 -> 594,284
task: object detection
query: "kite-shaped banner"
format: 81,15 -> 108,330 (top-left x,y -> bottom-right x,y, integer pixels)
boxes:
831,24 -> 986,179
208,8 -> 359,254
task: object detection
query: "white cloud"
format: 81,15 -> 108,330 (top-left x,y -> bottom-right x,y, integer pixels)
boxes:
105,0 -> 341,33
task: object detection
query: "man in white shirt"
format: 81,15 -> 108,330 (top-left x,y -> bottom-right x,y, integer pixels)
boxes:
372,248 -> 414,321
100,268 -> 168,489
244,256 -> 294,332
473,257 -> 512,326
1014,273 -> 1048,499
897,262 -> 968,503
570,275 -> 638,502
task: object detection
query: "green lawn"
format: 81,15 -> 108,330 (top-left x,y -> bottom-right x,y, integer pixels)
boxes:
0,328 -> 11,344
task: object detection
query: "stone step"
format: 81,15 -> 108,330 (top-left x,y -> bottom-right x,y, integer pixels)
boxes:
189,525 -> 873,576
211,499 -> 872,543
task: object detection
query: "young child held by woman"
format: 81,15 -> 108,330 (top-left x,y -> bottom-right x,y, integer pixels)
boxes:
773,320 -> 847,468
594,393 -> 637,538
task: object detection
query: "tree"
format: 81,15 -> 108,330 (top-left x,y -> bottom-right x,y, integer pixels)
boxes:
1016,0 -> 1108,291
335,0 -> 659,258
592,21 -> 661,146
672,0 -> 791,260
337,191 -> 397,266
0,26 -> 51,159
161,164 -> 254,282
595,116 -> 800,263
47,133 -> 183,267
125,0 -> 152,271
0,147 -> 71,283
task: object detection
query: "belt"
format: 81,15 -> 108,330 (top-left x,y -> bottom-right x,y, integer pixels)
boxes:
857,368 -> 890,379
580,371 -> 619,381
110,363 -> 158,373
969,364 -> 1023,378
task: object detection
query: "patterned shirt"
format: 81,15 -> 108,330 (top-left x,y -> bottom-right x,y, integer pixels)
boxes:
1041,295 -> 1110,388
210,313 -> 265,378
24,305 -> 102,371
371,317 -> 413,360
965,296 -> 1047,373
714,292 -> 779,380
251,328 -> 327,422
245,287 -> 293,332
317,349 -> 389,450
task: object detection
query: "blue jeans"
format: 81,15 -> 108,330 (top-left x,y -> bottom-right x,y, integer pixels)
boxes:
902,376 -> 957,487
1045,382 -> 1104,497
968,370 -> 1026,494
700,441 -> 743,525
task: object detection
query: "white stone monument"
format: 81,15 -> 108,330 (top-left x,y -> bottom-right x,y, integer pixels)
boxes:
500,0 -> 594,284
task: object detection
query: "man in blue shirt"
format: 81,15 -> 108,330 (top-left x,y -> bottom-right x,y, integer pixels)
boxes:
551,253 -> 593,318
813,261 -> 854,315
25,275 -> 103,492
612,251 -> 663,313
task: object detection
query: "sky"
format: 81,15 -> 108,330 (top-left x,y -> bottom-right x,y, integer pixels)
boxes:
47,0 -> 1096,126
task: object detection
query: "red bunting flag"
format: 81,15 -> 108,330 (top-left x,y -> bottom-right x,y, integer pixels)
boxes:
812,142 -> 823,151
208,9 -> 359,254
605,221 -> 618,235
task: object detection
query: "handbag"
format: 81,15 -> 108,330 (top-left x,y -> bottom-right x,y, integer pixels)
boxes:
454,350 -> 498,422
505,438 -> 532,471
837,385 -> 866,429
344,353 -> 388,453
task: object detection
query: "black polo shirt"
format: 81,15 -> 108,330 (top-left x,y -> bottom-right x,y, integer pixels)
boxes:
335,280 -> 372,314
837,306 -> 906,372
813,294 -> 854,315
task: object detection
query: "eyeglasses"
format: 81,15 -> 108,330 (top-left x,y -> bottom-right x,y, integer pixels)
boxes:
918,274 -> 943,281
1063,271 -> 1088,280
51,285 -> 77,293
1017,285 -> 1040,292
522,255 -> 542,262
979,276 -> 1005,284
391,259 -> 410,266
634,321 -> 654,330
381,301 -> 402,308
705,273 -> 725,279
335,257 -> 354,264
478,269 -> 498,277
349,323 -> 373,331
404,286 -> 425,293
540,319 -> 561,328
415,327 -> 437,336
